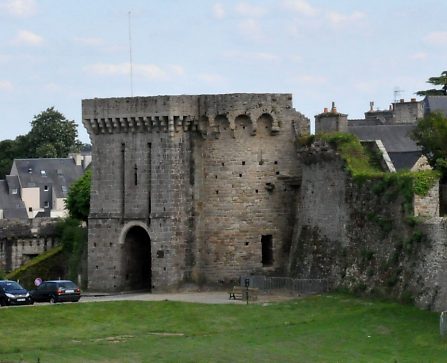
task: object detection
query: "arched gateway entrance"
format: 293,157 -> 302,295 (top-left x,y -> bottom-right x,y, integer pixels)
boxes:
122,225 -> 152,291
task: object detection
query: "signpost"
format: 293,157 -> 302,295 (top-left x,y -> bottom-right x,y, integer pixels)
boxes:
244,278 -> 250,305
441,311 -> 447,337
34,277 -> 42,287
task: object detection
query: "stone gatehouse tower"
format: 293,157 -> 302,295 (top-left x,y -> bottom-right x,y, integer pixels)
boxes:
83,94 -> 309,291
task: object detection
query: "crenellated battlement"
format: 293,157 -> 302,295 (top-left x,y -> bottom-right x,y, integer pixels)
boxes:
82,93 -> 307,138
84,92 -> 309,292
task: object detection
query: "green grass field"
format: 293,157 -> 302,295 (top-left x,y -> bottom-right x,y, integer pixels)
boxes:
1,294 -> 446,362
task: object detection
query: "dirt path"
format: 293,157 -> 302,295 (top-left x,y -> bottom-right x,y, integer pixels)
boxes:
80,291 -> 298,305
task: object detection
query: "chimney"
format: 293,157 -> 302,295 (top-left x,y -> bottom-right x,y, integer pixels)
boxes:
323,107 -> 328,113
370,101 -> 374,112
411,98 -> 416,102
331,101 -> 337,113
400,99 -> 404,103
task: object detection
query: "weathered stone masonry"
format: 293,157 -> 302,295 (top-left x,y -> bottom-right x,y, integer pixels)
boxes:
0,218 -> 58,272
83,94 -> 309,291
288,141 -> 447,311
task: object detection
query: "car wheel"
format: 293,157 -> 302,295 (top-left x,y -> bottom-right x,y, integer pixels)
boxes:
49,296 -> 57,304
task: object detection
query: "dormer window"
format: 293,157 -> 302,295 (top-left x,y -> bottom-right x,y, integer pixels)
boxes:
61,185 -> 67,193
28,168 -> 32,174
11,188 -> 18,195
40,170 -> 46,176
44,185 -> 49,191
44,201 -> 49,208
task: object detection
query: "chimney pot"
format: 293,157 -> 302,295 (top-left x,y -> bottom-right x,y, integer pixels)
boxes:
331,101 -> 337,113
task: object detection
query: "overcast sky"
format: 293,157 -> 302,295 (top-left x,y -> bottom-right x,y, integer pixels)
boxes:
1,0 -> 446,143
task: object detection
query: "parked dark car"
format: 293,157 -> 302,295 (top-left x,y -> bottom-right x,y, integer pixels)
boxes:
30,280 -> 81,303
0,280 -> 33,306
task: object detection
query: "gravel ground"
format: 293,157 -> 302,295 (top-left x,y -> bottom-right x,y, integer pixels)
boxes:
80,290 -> 299,305
81,291 -> 246,304
2,290 -> 301,308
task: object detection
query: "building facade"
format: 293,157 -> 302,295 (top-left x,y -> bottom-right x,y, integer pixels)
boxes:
83,94 -> 309,291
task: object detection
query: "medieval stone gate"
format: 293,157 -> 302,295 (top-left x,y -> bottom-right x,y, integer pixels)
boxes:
83,94 -> 308,292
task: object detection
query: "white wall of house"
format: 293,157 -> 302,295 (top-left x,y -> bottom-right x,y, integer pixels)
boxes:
22,187 -> 41,218
51,197 -> 68,218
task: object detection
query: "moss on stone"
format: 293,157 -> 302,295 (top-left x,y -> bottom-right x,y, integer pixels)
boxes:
310,132 -> 440,208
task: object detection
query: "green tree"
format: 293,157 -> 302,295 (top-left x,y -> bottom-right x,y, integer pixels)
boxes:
416,71 -> 447,96
411,111 -> 447,180
0,136 -> 31,179
0,140 -> 18,178
56,217 -> 87,285
65,169 -> 91,222
27,107 -> 81,158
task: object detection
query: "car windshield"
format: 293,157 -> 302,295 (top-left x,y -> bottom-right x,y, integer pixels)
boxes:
0,281 -> 24,292
58,281 -> 77,289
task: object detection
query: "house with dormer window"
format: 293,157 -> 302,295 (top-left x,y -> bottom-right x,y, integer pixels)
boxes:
0,156 -> 87,220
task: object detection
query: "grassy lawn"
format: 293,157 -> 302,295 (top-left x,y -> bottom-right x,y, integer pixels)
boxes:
1,294 -> 446,362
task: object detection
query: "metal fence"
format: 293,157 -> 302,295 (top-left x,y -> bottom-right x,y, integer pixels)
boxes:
240,275 -> 329,294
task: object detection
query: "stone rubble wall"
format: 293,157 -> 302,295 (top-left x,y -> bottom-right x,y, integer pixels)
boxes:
288,141 -> 447,311
0,218 -> 58,272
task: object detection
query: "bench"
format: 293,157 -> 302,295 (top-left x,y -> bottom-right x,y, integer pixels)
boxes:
228,286 -> 259,301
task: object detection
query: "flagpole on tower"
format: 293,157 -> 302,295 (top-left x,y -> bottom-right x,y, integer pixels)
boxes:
128,10 -> 134,97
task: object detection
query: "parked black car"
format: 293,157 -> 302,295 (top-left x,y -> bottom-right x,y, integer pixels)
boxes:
0,280 -> 33,306
30,280 -> 81,303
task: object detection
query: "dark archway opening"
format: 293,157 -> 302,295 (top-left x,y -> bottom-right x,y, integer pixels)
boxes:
122,226 -> 151,291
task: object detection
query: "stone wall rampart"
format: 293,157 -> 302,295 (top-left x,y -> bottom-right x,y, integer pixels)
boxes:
289,142 -> 447,311
0,218 -> 59,272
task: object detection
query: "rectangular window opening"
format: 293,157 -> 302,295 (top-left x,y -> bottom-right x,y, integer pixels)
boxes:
261,235 -> 273,266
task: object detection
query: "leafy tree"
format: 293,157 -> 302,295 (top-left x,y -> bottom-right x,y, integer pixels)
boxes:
35,143 -> 58,158
0,136 -> 31,178
27,107 -> 82,158
411,111 -> 447,180
56,217 -> 87,285
65,169 -> 91,222
416,71 -> 447,96
0,140 -> 18,178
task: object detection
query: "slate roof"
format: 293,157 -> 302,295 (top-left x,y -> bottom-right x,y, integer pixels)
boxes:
388,151 -> 423,171
348,119 -> 382,126
348,124 -> 422,170
424,96 -> 447,116
5,175 -> 20,190
348,124 -> 419,153
12,158 -> 84,198
0,180 -> 27,220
